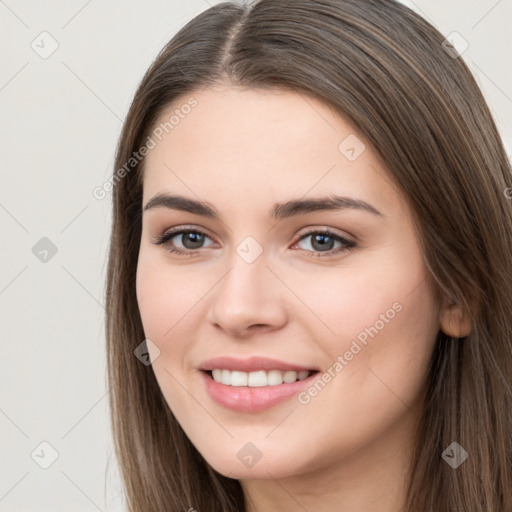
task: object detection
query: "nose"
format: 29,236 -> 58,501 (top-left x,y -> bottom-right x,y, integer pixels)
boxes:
206,249 -> 289,338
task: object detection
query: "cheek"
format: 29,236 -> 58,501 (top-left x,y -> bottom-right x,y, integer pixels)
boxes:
295,242 -> 439,403
136,252 -> 209,340
277,253 -> 430,353
135,255 -> 202,415
313,274 -> 439,426
136,258 -> 167,338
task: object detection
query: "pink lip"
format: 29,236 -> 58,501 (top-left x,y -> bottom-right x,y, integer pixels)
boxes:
198,356 -> 318,373
199,370 -> 319,413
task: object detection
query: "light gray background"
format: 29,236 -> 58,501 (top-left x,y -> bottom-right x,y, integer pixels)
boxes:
0,1 -> 511,511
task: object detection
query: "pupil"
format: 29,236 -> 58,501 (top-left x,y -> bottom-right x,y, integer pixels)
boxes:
183,232 -> 204,249
312,234 -> 333,251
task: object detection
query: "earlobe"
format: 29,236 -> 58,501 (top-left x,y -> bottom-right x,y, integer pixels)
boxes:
439,301 -> 472,338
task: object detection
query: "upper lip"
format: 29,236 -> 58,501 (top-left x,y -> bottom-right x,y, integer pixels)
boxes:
199,356 -> 319,373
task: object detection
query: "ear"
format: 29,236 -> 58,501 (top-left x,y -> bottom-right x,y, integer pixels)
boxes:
439,299 -> 472,338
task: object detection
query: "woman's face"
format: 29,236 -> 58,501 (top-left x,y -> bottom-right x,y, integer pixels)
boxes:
136,85 -> 442,480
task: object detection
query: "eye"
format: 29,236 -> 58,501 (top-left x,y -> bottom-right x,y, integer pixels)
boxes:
151,226 -> 356,259
151,227 -> 215,258
292,229 -> 356,258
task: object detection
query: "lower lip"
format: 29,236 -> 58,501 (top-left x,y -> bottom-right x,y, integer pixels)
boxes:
200,371 -> 319,413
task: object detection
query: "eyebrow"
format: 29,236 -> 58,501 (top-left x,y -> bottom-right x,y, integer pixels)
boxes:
143,193 -> 385,219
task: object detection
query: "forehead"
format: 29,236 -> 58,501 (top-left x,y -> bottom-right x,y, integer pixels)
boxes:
150,86 -> 347,157
141,86 -> 401,217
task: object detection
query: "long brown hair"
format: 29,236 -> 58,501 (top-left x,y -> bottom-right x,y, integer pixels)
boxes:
105,1 -> 512,510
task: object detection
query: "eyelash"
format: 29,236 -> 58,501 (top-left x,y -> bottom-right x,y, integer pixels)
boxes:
151,226 -> 356,259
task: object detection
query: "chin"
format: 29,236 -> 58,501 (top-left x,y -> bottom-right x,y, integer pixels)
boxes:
198,444 -> 308,481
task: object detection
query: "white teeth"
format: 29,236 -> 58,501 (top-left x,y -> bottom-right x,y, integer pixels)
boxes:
210,369 -> 312,387
248,370 -> 267,387
230,371 -> 248,386
267,370 -> 283,386
283,371 -> 297,383
221,369 -> 231,385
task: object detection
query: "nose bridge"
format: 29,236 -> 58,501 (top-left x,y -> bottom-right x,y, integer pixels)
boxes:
207,237 -> 288,334
218,242 -> 272,311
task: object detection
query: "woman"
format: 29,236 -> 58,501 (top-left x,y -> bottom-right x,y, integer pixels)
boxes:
105,1 -> 512,510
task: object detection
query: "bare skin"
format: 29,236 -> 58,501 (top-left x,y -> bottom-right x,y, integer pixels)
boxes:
136,84 -> 471,512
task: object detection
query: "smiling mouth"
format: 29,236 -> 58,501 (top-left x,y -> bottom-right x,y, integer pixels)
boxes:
204,369 -> 319,387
